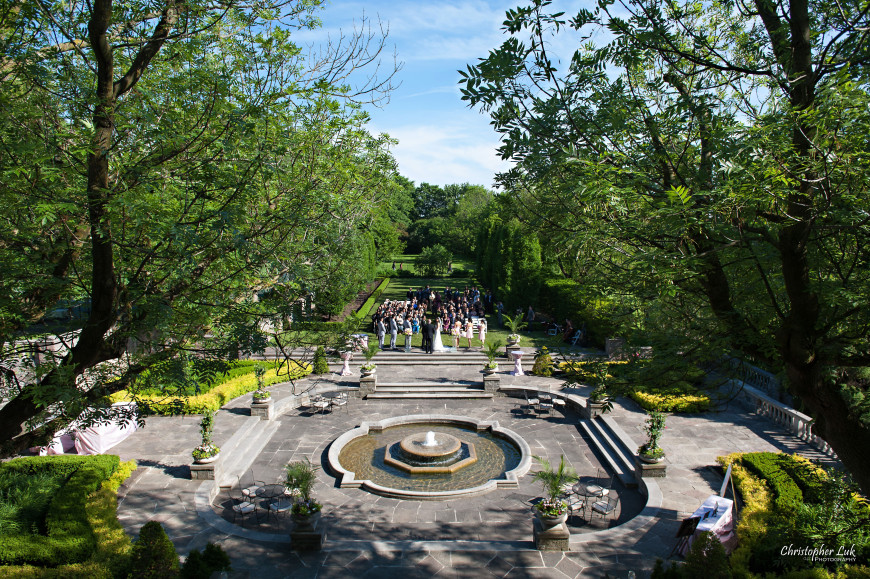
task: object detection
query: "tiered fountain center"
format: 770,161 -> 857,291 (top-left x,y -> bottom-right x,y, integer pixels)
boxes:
387,430 -> 478,474
328,415 -> 532,499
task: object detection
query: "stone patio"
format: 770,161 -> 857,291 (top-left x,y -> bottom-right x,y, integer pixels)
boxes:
109,350 -> 831,578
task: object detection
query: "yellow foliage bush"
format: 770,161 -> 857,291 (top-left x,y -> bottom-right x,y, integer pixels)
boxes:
112,360 -> 311,414
631,389 -> 711,412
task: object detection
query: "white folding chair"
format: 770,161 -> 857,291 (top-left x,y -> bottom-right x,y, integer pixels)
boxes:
570,330 -> 582,346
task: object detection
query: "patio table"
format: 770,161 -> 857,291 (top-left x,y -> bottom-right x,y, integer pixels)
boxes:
679,495 -> 735,556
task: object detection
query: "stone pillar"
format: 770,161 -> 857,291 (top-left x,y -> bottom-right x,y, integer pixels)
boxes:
605,338 -> 626,359
250,398 -> 273,420
483,374 -> 500,394
506,344 -> 521,359
533,518 -> 570,551
359,375 -> 377,398
190,461 -> 219,481
582,400 -> 607,419
634,455 -> 667,483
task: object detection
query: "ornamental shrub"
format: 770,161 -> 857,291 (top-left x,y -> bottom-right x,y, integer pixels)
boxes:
531,347 -> 554,376
112,360 -> 311,415
312,346 -> 330,375
683,531 -> 732,579
129,521 -> 180,578
180,543 -> 231,579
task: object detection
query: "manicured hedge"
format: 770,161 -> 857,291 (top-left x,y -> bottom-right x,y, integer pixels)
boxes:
740,452 -> 804,511
0,458 -> 137,577
0,456 -> 120,567
354,277 -> 390,321
113,359 -> 310,415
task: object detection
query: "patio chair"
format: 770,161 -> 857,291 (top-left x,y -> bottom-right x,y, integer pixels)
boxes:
570,330 -> 582,346
269,498 -> 293,520
231,477 -> 258,526
330,392 -> 349,413
524,390 -> 540,415
590,492 -> 619,521
240,469 -> 265,501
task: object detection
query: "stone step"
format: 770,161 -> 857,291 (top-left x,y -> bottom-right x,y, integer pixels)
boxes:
328,359 -> 489,366
367,391 -> 493,399
579,418 -> 637,488
218,419 -> 282,489
375,381 -> 481,388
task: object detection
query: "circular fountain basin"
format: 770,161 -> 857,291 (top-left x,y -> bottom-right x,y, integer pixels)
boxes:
328,415 -> 532,500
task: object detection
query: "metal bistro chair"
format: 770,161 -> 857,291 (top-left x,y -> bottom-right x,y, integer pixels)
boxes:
330,391 -> 349,413
240,469 -> 265,502
231,477 -> 259,526
570,330 -> 583,346
524,390 -> 540,416
537,393 -> 554,416
590,492 -> 619,521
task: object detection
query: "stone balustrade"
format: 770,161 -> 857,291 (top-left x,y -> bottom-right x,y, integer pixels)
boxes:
736,381 -> 836,458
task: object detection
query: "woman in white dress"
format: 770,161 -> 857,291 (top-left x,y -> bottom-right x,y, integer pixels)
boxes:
432,322 -> 447,352
478,318 -> 487,346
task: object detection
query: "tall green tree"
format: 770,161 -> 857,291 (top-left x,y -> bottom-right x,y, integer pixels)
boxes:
0,0 -> 398,455
461,0 -> 870,495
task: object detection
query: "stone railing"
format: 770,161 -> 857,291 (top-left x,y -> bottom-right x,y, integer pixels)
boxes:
736,381 -> 836,458
725,356 -> 790,402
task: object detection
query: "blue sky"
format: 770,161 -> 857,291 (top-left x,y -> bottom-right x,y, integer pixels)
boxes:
292,0 -> 588,189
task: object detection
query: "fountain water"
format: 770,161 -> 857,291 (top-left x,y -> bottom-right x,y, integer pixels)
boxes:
422,431 -> 437,447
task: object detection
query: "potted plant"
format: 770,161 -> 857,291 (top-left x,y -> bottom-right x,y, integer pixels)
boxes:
192,410 -> 220,463
360,342 -> 379,377
284,458 -> 322,529
531,346 -> 554,376
252,366 -> 270,402
503,313 -> 527,345
638,410 -> 667,463
531,455 -> 578,528
483,340 -> 503,374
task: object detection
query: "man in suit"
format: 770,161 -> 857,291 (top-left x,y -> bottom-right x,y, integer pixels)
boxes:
389,315 -> 398,350
421,318 -> 434,354
376,316 -> 386,349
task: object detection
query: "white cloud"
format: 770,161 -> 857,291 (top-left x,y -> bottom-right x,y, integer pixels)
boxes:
372,121 -> 513,188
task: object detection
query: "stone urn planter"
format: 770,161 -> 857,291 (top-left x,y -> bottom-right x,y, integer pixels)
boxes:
506,334 -> 521,346
483,363 -> 498,375
638,452 -> 665,464
193,452 -> 220,465
536,510 -> 568,530
360,365 -> 376,378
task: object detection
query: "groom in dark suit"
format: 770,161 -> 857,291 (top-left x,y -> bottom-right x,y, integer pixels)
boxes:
421,318 -> 435,354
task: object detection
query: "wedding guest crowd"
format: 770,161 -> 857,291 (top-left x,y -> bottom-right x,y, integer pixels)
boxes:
371,285 -> 491,350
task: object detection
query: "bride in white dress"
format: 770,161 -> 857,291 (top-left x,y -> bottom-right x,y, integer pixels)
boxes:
432,320 -> 447,352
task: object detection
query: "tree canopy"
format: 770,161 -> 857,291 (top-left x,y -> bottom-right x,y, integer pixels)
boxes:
0,0 -> 398,455
461,0 -> 870,495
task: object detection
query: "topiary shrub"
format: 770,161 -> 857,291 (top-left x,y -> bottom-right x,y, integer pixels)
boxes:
180,543 -> 231,579
312,346 -> 330,375
683,531 -> 732,579
531,347 -> 554,376
129,521 -> 180,578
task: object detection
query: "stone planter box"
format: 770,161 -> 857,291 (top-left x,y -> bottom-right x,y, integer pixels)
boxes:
634,455 -> 667,481
250,398 -> 273,420
533,517 -> 570,551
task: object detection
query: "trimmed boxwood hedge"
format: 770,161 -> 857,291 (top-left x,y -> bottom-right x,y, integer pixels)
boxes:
0,458 -> 137,577
0,456 -> 120,567
739,452 -> 804,511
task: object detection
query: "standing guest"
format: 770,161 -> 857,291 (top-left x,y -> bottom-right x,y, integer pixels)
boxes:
389,315 -> 398,350
412,315 -> 420,334
464,319 -> 474,349
478,318 -> 487,346
527,305 -> 535,323
402,316 -> 412,349
496,301 -> 504,326
452,320 -> 462,348
376,317 -> 386,349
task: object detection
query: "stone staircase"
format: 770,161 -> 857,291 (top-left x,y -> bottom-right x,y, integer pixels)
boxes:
356,349 -> 493,400
579,415 -> 639,488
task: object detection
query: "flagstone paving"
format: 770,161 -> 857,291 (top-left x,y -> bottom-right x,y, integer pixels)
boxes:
110,348 -> 832,578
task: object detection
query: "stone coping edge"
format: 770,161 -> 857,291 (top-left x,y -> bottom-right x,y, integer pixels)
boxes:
326,414 -> 533,500
569,477 -> 662,546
